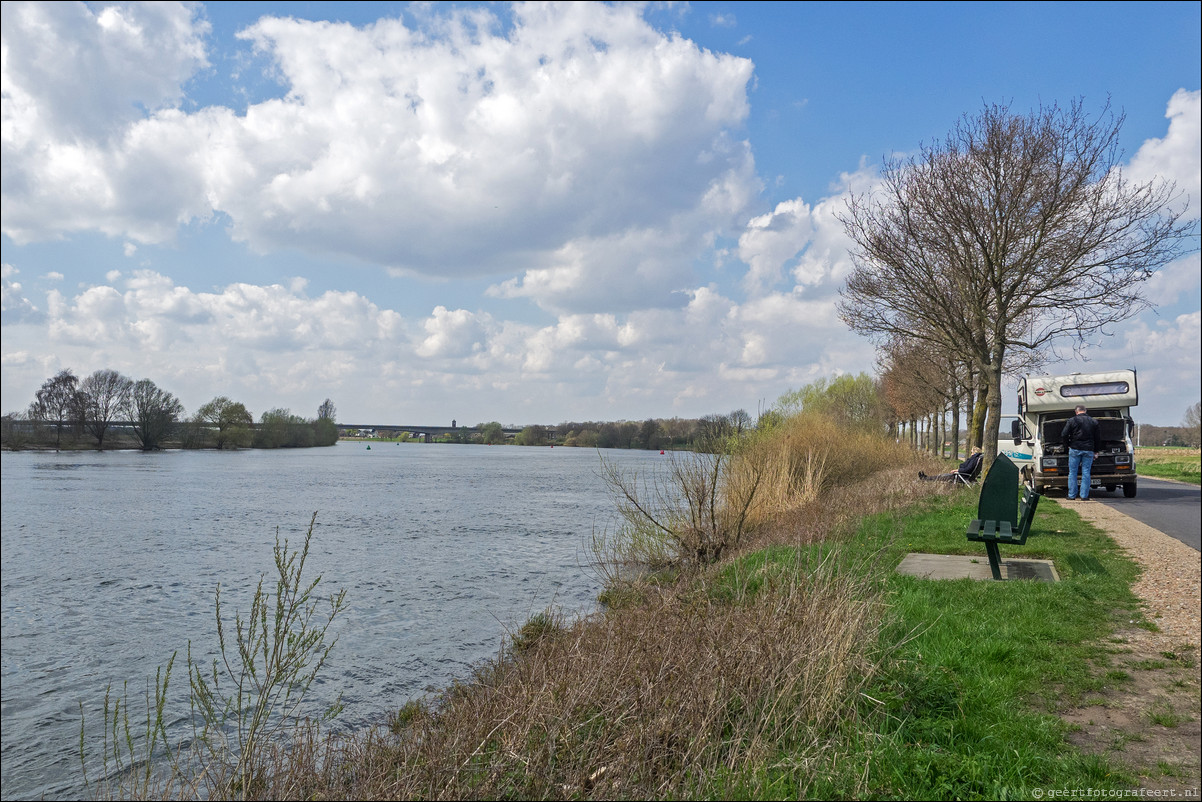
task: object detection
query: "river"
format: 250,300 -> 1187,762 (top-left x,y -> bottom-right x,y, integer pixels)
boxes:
0,441 -> 665,799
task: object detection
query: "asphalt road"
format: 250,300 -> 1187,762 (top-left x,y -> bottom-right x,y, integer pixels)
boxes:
1089,476 -> 1201,551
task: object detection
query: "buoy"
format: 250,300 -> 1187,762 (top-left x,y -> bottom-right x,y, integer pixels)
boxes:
660,450 -> 665,455
366,445 -> 371,450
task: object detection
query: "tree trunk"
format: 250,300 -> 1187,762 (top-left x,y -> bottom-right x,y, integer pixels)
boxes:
971,370 -> 988,451
982,348 -> 1006,464
951,393 -> 962,460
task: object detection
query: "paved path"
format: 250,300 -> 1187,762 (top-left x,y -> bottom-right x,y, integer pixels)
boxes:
1089,476 -> 1201,552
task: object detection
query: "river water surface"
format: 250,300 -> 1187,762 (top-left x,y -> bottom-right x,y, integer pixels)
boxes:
1,442 -> 664,799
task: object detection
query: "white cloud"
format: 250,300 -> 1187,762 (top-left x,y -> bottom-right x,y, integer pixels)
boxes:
415,306 -> 492,360
3,2 -> 758,309
1143,253 -> 1201,307
1,2 -> 213,242
735,161 -> 876,297
1126,89 -> 1201,218
1,271 -> 409,412
1,2 -> 208,139
1,264 -> 43,325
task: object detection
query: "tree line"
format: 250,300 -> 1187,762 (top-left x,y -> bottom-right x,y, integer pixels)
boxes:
837,99 -> 1195,462
1,368 -> 338,451
361,413 -> 759,451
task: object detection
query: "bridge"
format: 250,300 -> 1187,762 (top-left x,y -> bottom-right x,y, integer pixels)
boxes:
340,423 -> 530,443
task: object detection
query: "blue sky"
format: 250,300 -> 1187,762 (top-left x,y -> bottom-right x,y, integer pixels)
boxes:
2,1 -> 1199,426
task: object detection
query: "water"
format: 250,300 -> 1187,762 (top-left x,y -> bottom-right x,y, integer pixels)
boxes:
1,442 -> 664,800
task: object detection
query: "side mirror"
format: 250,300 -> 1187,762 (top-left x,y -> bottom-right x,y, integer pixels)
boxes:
1010,420 -> 1022,444
1125,416 -> 1135,436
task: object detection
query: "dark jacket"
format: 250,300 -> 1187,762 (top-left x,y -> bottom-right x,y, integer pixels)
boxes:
957,452 -> 983,477
1061,414 -> 1101,452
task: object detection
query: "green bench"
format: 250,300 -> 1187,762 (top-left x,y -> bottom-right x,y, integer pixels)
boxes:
965,453 -> 1042,580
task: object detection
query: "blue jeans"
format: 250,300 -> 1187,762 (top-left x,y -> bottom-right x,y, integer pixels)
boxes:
1067,448 -> 1095,499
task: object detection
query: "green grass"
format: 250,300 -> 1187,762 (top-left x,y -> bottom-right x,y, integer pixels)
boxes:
702,486 -> 1145,800
1135,447 -> 1201,484
1147,702 -> 1188,728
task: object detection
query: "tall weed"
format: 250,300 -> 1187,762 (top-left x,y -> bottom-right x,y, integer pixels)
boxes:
81,513 -> 346,800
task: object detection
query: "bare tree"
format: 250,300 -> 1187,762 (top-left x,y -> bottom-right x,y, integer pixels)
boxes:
123,379 -> 184,450
839,100 -> 1195,461
80,369 -> 133,449
1185,402 -> 1201,447
318,398 -> 336,421
28,369 -> 81,451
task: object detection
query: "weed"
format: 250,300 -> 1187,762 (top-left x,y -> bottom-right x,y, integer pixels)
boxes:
1131,659 -> 1170,670
81,513 -> 345,800
388,700 -> 429,735
508,609 -> 564,654
1157,760 -> 1186,777
1148,702 -> 1188,728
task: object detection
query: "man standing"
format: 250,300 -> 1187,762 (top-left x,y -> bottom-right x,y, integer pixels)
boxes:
1061,405 -> 1101,500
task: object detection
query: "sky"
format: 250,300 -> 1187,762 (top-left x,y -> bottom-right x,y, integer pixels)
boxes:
2,1 -> 1199,428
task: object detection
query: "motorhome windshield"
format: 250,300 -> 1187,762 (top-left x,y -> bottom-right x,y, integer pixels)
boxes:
1061,381 -> 1130,397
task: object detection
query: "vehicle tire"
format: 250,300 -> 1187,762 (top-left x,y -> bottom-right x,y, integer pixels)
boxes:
1123,481 -> 1137,498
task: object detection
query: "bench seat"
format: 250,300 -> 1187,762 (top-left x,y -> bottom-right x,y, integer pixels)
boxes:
963,455 -> 1043,580
966,518 -> 1019,543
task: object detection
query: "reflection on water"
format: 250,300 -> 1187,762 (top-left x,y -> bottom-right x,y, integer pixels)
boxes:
1,442 -> 663,799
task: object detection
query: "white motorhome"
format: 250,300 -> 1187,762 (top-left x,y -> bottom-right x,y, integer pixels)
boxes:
1007,370 -> 1138,497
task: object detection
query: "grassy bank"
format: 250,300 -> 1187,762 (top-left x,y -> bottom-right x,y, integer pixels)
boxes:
93,423 -> 1154,800
704,484 -> 1146,798
1136,447 -> 1201,484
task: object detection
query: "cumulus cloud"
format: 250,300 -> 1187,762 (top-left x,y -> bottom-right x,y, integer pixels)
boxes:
3,2 -> 758,311
1,1 -> 213,242
1126,89 -> 1201,218
416,306 -> 492,360
1,2 -> 208,139
1,264 -> 43,325
1,271 -> 408,411
735,162 -> 875,297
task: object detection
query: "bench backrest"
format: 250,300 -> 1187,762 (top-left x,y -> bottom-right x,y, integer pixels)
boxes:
1018,486 -> 1041,536
977,453 -> 1019,527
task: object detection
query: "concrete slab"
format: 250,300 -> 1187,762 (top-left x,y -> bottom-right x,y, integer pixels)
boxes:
896,552 -> 1060,582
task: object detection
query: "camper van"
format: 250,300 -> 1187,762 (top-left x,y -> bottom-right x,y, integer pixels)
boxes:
1008,370 -> 1138,497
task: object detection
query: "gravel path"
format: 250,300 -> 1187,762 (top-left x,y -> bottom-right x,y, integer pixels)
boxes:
1056,496 -> 1201,648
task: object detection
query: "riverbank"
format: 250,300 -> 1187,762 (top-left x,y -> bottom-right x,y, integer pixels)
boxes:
83,441 -> 1199,799
296,464 -> 1198,798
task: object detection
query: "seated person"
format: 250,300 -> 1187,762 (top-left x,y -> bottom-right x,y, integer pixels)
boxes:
918,447 -> 983,482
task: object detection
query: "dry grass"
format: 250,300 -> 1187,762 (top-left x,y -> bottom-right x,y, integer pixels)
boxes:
730,413 -> 915,532
256,549 -> 887,800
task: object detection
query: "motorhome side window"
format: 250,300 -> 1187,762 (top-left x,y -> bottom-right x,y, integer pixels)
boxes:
1060,382 -> 1130,397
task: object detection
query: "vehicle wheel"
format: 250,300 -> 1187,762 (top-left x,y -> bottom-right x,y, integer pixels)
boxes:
1123,481 -> 1137,498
